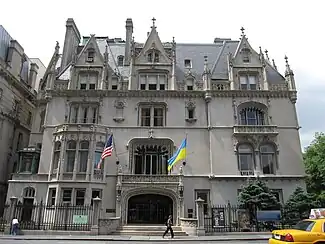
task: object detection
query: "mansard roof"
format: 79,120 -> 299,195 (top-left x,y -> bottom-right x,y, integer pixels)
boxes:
51,24 -> 286,85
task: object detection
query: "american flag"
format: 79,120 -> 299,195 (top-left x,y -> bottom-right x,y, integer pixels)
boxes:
96,135 -> 113,169
101,134 -> 114,159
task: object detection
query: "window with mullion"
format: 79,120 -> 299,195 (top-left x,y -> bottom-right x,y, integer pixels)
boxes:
78,141 -> 89,172
239,74 -> 257,90
240,108 -> 265,125
237,144 -> 254,173
65,141 -> 76,172
140,106 -> 165,127
141,107 -> 151,126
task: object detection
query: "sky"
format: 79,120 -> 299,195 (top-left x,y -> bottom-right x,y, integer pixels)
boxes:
0,0 -> 323,149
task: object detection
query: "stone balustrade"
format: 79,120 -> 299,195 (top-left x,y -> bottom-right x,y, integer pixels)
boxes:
121,174 -> 180,184
233,125 -> 278,135
54,124 -> 108,134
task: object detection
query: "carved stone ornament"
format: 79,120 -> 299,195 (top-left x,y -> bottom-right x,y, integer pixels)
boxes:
114,99 -> 126,109
185,100 -> 196,109
233,134 -> 278,151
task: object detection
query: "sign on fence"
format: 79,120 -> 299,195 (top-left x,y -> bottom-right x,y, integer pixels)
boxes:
72,215 -> 88,224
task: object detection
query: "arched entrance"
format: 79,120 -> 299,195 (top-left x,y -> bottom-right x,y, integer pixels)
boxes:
127,194 -> 173,224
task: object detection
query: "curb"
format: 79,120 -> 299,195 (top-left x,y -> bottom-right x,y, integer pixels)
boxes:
0,237 -> 270,242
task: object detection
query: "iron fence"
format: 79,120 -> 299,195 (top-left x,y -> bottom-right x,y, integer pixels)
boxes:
204,204 -> 293,233
0,204 -> 9,232
7,202 -> 93,231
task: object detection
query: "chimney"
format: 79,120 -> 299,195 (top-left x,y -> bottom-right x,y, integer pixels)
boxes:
60,18 -> 81,71
28,63 -> 39,90
124,18 -> 133,66
6,40 -> 24,79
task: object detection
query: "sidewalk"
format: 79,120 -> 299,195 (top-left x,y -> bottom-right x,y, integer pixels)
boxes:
0,233 -> 271,242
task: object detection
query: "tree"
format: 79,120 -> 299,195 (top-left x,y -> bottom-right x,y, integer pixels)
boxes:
238,178 -> 281,225
282,187 -> 313,225
238,178 -> 281,211
304,132 -> 325,205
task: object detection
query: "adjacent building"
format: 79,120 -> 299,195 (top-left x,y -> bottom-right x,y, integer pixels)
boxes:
6,18 -> 305,226
0,25 -> 46,214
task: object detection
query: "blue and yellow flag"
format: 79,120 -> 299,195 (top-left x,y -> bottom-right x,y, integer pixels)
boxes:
168,138 -> 187,171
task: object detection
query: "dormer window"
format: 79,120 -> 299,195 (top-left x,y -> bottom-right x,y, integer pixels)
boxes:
186,79 -> 194,91
79,72 -> 98,90
241,48 -> 251,63
117,56 -> 124,66
86,48 -> 95,63
239,74 -> 257,90
184,59 -> 192,68
147,51 -> 159,63
154,52 -> 159,62
147,53 -> 152,62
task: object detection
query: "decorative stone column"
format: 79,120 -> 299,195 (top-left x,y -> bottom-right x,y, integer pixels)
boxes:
115,165 -> 122,220
5,196 -> 18,234
91,197 -> 102,235
195,197 -> 205,236
178,166 -> 185,225
72,139 -> 80,180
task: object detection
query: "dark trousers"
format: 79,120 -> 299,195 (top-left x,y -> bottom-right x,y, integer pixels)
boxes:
163,226 -> 174,238
11,224 -> 18,235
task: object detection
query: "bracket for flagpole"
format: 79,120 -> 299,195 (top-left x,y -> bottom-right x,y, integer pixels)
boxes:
116,160 -> 120,165
182,161 -> 186,166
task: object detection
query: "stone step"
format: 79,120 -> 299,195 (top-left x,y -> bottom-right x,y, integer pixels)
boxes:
112,230 -> 188,236
113,225 -> 188,236
120,225 -> 182,231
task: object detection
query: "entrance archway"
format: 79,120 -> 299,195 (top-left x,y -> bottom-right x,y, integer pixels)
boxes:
127,194 -> 173,224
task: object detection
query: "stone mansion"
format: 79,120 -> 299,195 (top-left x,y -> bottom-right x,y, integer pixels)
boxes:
6,18 -> 305,225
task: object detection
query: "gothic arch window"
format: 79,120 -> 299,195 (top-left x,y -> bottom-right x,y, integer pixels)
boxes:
238,102 -> 267,125
78,141 -> 89,172
117,55 -> 124,66
65,140 -> 76,172
52,141 -> 61,173
129,139 -> 174,175
23,187 -> 35,198
237,143 -> 254,175
259,143 -> 277,175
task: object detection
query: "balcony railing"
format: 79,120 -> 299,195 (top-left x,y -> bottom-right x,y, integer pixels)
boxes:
240,170 -> 255,176
233,125 -> 278,135
121,174 -> 180,184
54,123 -> 107,134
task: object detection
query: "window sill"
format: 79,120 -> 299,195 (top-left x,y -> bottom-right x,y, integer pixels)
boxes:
185,118 -> 197,123
113,117 -> 125,123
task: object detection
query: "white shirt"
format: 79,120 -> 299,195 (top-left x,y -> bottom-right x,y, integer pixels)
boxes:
12,219 -> 18,225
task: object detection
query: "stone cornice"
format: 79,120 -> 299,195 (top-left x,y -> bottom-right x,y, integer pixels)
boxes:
44,124 -> 300,130
41,89 -> 296,100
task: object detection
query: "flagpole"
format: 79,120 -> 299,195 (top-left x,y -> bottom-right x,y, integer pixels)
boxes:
112,132 -> 119,165
184,132 -> 188,167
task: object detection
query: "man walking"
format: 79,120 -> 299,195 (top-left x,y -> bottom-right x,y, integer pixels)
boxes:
11,217 -> 19,235
163,215 -> 174,239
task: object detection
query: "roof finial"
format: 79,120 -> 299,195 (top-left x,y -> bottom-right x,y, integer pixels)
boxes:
284,55 -> 289,64
272,59 -> 277,70
240,27 -> 245,37
151,17 -> 156,28
172,36 -> 175,43
265,49 -> 269,60
55,41 -> 60,53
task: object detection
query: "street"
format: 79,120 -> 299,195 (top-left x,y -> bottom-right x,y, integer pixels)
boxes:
0,240 -> 268,244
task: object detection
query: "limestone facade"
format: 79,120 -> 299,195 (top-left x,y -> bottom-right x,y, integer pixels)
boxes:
6,18 -> 304,225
